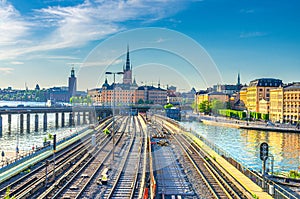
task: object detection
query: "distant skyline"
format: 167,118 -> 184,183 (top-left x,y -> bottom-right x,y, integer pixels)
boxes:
0,0 -> 300,91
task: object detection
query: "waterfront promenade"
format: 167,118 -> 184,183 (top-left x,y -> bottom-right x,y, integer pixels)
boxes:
198,115 -> 300,133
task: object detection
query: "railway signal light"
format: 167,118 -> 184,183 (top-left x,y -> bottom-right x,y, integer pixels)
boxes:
260,142 -> 268,161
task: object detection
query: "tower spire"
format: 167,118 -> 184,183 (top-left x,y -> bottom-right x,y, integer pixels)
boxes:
237,72 -> 241,86
125,44 -> 130,71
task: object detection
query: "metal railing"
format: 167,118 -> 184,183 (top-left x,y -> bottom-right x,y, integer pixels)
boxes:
0,126 -> 89,174
186,127 -> 299,199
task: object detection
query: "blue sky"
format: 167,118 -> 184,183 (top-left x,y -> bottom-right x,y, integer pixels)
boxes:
0,0 -> 300,91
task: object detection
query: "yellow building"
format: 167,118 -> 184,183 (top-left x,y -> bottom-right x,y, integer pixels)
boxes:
195,91 -> 228,112
246,78 -> 282,112
87,88 -> 102,105
195,91 -> 209,110
239,87 -> 247,107
282,83 -> 300,123
258,99 -> 270,114
269,87 -> 283,123
269,82 -> 300,124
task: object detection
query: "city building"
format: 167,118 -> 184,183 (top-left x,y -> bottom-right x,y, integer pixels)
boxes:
269,87 -> 283,123
135,85 -> 167,105
239,87 -> 247,107
48,86 -> 70,102
213,73 -> 243,95
88,47 -> 145,106
258,99 -> 270,114
246,78 -> 283,112
87,88 -> 102,105
270,82 -> 300,124
68,67 -> 77,97
194,90 -> 229,112
166,85 -> 181,105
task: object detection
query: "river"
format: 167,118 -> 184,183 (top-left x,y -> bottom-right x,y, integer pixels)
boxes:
181,121 -> 300,173
0,101 -> 88,154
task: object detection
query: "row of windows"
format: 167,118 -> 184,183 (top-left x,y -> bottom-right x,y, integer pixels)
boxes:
258,83 -> 279,87
259,88 -> 270,92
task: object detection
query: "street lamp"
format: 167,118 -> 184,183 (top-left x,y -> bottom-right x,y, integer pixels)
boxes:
105,71 -> 124,161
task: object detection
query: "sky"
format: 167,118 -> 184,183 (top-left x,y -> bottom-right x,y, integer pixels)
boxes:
0,0 -> 300,91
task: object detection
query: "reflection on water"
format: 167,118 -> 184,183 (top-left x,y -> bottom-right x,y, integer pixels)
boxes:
0,101 -> 87,154
0,113 -> 87,152
181,121 -> 300,172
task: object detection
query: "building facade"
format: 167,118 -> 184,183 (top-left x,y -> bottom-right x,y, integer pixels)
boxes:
269,87 -> 283,122
88,46 -> 168,106
270,82 -> 300,124
136,86 -> 167,105
194,91 -> 229,112
246,78 -> 282,112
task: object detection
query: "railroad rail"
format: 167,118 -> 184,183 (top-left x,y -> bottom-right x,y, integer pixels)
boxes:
43,116 -> 130,199
0,117 -> 113,198
173,133 -> 245,199
154,114 -> 250,199
106,116 -> 145,199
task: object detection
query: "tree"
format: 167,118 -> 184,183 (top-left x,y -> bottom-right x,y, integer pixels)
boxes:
138,99 -> 144,104
198,100 -> 211,114
210,99 -> 224,114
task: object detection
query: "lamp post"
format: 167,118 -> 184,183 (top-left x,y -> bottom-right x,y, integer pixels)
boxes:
105,71 -> 124,161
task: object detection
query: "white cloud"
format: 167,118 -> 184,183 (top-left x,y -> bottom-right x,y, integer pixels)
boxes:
0,67 -> 14,74
0,1 -> 30,45
0,0 -> 186,61
240,32 -> 268,38
10,61 -> 24,65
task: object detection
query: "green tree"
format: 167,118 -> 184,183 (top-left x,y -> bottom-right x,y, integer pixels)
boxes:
199,100 -> 211,114
210,99 -> 224,114
138,99 -> 144,104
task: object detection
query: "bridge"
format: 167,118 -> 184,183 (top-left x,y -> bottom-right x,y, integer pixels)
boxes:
0,105 -> 158,135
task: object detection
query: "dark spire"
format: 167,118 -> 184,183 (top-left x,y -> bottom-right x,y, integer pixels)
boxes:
237,72 -> 241,85
125,44 -> 130,71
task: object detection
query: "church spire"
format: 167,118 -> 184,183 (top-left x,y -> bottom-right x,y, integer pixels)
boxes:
237,72 -> 241,86
125,44 -> 130,71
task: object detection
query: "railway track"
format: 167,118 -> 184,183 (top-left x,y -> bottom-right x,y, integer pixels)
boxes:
41,116 -> 130,199
173,133 -> 242,199
0,117 -> 113,198
156,115 -> 250,199
106,116 -> 145,199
